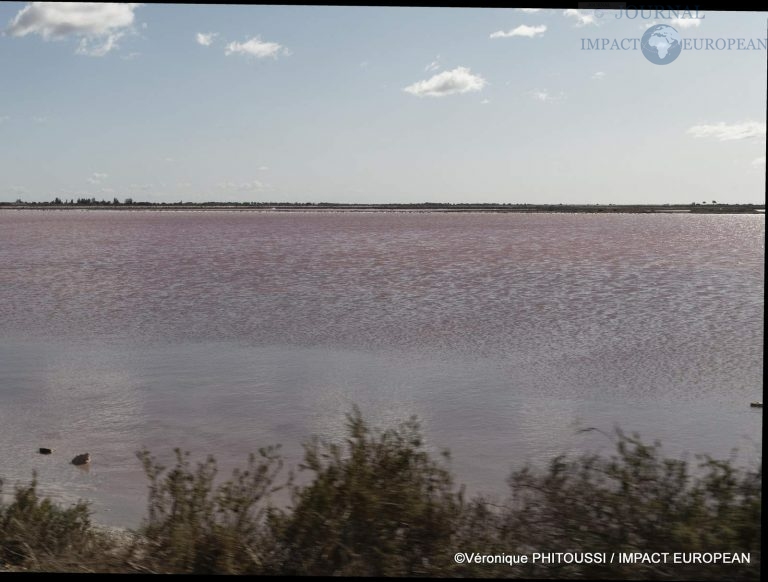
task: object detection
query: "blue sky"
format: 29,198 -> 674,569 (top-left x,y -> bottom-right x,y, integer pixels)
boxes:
0,4 -> 766,204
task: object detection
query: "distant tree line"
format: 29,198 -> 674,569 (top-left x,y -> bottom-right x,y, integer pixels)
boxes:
7,197 -> 137,206
0,199 -> 763,213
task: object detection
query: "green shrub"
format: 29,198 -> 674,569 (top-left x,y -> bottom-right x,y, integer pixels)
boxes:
0,474 -> 114,571
498,430 -> 761,580
131,445 -> 285,574
264,406 -> 465,576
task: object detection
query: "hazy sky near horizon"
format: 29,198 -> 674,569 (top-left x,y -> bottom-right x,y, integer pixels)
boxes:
1,4 -> 766,204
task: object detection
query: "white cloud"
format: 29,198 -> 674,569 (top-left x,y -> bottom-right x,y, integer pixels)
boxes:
217,180 -> 269,191
687,121 -> 766,141
530,89 -> 566,103
671,15 -> 702,28
490,24 -> 546,39
517,8 -> 542,12
32,115 -> 47,123
563,9 -> 597,27
225,37 -> 287,59
86,172 -> 108,184
591,71 -> 606,80
481,98 -> 490,105
196,32 -> 217,46
425,58 -> 440,72
403,66 -> 486,98
6,2 -> 139,38
0,115 -> 9,123
751,156 -> 765,166
644,17 -> 701,30
76,31 -> 124,56
6,3 -> 139,56
258,165 -> 269,171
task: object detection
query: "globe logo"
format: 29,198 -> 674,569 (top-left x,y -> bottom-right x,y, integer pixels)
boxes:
641,24 -> 682,65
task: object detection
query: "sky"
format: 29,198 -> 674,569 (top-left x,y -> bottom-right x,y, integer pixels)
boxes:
0,3 -> 766,204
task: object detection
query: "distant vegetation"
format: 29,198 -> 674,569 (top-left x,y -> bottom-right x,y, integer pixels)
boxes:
0,407 -> 761,577
0,198 -> 764,213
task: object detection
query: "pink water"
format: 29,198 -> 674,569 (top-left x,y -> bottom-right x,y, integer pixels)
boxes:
0,210 -> 763,526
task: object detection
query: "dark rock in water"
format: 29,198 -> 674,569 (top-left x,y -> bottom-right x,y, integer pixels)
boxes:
71,453 -> 91,466
38,447 -> 54,455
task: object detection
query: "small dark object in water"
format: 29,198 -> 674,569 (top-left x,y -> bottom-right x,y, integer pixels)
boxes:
749,402 -> 762,408
71,453 -> 91,466
38,447 -> 54,455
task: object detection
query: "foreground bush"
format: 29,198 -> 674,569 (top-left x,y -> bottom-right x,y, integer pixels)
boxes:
130,446 -> 285,574
496,431 -> 762,580
0,475 -> 117,572
1,409 -> 761,578
264,406 -> 465,576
